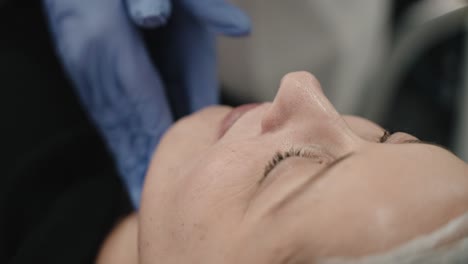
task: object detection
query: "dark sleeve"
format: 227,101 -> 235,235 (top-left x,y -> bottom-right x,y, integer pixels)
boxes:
0,2 -> 132,263
0,132 -> 132,264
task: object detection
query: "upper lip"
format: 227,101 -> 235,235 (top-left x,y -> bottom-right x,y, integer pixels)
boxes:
218,103 -> 262,139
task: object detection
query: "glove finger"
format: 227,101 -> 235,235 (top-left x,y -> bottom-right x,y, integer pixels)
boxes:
108,35 -> 173,207
150,5 -> 218,118
44,0 -> 173,206
126,0 -> 171,28
179,0 -> 251,36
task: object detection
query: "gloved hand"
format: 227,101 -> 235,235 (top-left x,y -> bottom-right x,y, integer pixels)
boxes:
42,0 -> 250,207
127,0 -> 250,35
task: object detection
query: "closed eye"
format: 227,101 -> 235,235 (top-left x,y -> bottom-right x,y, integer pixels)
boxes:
261,131 -> 449,186
261,130 -> 393,185
380,130 -> 452,153
261,148 -> 324,185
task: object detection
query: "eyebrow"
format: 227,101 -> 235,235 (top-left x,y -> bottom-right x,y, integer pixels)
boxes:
401,139 -> 453,153
266,140 -> 450,215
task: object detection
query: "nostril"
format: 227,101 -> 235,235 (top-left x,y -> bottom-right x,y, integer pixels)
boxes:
261,104 -> 281,133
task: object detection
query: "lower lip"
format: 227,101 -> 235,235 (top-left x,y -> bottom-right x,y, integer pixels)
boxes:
218,103 -> 262,139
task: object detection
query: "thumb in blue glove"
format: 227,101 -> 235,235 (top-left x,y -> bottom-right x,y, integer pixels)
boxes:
126,0 -> 171,27
127,0 -> 250,36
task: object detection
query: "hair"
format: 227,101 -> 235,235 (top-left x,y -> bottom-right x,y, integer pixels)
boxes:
318,212 -> 468,264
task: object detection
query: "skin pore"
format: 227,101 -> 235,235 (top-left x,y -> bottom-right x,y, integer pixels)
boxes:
98,72 -> 468,264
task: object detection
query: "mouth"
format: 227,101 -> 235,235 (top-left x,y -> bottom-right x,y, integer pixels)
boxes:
218,103 -> 262,139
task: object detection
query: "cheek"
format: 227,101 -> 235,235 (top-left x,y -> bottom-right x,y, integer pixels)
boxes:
177,143 -> 263,216
139,157 -> 220,262
140,141 -> 266,253
153,106 -> 232,168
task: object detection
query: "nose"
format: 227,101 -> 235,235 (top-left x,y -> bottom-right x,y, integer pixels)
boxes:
261,72 -> 355,144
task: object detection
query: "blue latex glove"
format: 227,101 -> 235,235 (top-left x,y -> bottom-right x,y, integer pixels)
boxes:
127,0 -> 250,36
43,0 -> 250,207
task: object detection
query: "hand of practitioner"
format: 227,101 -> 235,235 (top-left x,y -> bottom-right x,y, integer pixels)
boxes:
43,0 -> 250,207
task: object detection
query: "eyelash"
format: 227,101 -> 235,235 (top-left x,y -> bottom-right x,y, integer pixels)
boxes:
262,130 -> 393,180
380,130 -> 392,143
263,147 -> 323,179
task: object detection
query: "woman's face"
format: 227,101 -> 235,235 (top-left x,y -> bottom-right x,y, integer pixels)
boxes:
139,72 -> 468,263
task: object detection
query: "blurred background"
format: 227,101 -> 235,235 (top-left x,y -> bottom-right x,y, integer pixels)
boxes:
218,0 -> 468,161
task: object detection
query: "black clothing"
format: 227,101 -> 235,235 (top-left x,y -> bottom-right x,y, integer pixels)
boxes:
0,2 -> 132,263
